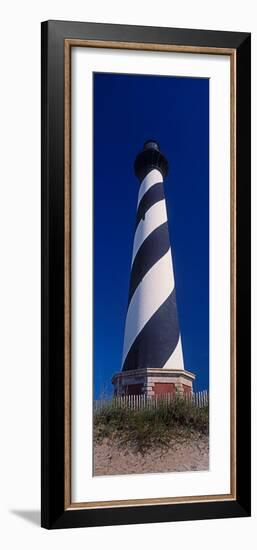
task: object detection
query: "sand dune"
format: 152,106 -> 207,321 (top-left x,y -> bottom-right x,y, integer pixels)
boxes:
94,435 -> 209,476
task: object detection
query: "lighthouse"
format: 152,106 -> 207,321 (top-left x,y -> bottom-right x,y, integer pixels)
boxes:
112,141 -> 195,397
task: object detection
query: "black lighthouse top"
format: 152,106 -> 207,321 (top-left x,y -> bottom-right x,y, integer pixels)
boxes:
134,140 -> 168,182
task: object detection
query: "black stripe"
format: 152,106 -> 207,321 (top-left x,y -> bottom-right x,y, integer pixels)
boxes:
122,289 -> 180,371
135,182 -> 164,228
128,222 -> 170,305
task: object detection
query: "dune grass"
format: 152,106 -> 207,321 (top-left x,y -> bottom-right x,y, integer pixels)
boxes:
94,397 -> 209,453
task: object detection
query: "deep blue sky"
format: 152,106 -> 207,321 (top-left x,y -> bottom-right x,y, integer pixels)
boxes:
93,72 -> 209,398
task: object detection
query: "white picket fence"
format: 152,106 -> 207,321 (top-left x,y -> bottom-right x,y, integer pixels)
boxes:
94,390 -> 208,412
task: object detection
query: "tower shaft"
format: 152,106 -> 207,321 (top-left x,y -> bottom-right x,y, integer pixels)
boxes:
122,167 -> 184,373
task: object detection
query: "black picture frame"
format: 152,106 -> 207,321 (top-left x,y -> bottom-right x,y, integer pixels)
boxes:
41,20 -> 251,529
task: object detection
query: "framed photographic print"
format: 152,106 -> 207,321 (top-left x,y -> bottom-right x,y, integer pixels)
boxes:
41,20 -> 251,529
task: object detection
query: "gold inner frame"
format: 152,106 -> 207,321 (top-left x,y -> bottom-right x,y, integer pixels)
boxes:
64,39 -> 237,510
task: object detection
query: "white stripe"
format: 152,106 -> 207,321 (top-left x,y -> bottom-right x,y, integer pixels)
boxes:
131,200 -> 168,265
137,168 -> 163,206
162,336 -> 184,370
122,249 -> 175,365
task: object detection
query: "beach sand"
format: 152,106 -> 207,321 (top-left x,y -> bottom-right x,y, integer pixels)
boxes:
93,434 -> 209,476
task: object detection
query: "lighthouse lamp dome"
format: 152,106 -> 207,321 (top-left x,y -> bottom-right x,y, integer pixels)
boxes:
134,140 -> 168,182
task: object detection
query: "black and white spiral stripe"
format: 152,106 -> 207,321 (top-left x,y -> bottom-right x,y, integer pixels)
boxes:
122,168 -> 184,372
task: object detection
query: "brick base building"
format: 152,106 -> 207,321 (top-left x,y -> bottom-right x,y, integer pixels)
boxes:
112,368 -> 195,397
